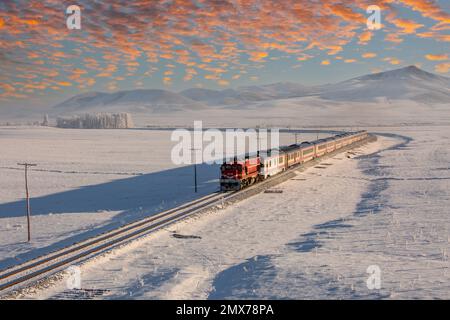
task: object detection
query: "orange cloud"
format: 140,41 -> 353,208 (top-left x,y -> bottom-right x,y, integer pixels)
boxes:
390,18 -> 424,34
358,31 -> 372,45
0,0 -> 448,100
434,63 -> 450,73
400,0 -> 450,25
249,52 -> 269,62
57,81 -> 72,87
425,54 -> 448,61
385,33 -> 404,43
325,3 -> 365,23
297,54 -> 313,61
218,79 -> 229,86
362,53 -> 377,58
383,57 -> 401,65
163,77 -> 172,85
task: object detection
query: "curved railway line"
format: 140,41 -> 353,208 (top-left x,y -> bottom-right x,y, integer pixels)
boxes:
0,134 -> 376,298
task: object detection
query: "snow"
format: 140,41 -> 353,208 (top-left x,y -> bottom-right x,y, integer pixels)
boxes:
0,126 -> 320,271
12,123 -> 450,299
1,65 -> 449,299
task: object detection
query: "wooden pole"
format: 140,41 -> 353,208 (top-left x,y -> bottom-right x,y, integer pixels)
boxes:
194,163 -> 197,193
190,149 -> 200,193
256,125 -> 260,157
17,163 -> 37,242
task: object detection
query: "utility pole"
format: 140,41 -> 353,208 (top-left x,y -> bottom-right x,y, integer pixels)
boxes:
190,148 -> 201,193
294,132 -> 299,144
17,163 -> 37,242
256,125 -> 260,156
256,126 -> 267,156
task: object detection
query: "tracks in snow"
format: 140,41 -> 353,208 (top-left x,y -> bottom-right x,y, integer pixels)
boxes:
0,135 -> 377,298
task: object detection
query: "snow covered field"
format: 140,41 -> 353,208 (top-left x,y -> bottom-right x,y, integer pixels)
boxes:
0,127 -> 321,270
8,123 -> 450,300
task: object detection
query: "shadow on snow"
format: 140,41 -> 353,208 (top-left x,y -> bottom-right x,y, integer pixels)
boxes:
0,163 -> 219,270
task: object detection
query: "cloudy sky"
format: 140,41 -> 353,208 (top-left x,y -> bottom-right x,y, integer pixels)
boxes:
0,0 -> 449,108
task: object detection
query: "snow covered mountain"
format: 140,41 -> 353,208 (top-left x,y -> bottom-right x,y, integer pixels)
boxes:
51,66 -> 449,116
179,88 -> 241,105
237,82 -> 317,99
317,65 -> 450,103
53,89 -> 205,114
180,82 -> 317,105
181,67 -> 449,105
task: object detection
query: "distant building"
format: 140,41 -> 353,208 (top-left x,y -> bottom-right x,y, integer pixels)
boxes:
56,113 -> 134,129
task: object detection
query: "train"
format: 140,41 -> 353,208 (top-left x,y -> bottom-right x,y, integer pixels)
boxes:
220,130 -> 368,191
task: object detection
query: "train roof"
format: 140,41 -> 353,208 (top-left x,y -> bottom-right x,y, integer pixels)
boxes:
223,130 -> 367,163
279,144 -> 301,152
298,141 -> 313,147
313,139 -> 328,144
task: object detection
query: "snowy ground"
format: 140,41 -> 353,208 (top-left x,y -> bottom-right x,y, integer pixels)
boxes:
0,127 -> 322,270
12,123 -> 450,299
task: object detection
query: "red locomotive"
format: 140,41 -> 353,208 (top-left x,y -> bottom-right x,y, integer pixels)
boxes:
220,156 -> 260,191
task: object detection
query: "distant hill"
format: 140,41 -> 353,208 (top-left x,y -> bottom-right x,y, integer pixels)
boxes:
237,82 -> 317,99
179,88 -> 241,105
317,65 -> 450,103
53,89 -> 205,114
180,82 -> 317,105
52,66 -> 450,115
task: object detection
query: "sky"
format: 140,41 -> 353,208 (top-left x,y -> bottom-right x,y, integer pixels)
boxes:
0,0 -> 449,108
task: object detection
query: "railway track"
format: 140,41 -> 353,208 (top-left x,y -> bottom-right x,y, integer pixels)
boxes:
0,135 -> 376,298
0,191 -> 233,295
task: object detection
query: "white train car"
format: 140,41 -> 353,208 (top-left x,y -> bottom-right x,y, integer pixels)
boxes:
259,150 -> 283,179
